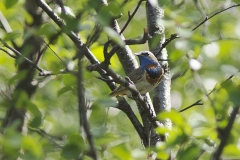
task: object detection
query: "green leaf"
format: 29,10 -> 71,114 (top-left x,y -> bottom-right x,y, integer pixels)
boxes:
110,143 -> 131,160
103,27 -> 125,47
62,144 -> 81,159
223,144 -> 240,157
149,34 -> 162,49
63,74 -> 77,87
62,133 -> 85,159
4,0 -> 18,8
13,90 -> 29,109
27,103 -> 42,128
157,110 -> 184,126
37,23 -> 57,38
8,71 -> 27,86
176,142 -> 201,160
222,81 -> 240,105
2,30 -> 20,42
22,136 -> 42,158
57,86 -> 73,96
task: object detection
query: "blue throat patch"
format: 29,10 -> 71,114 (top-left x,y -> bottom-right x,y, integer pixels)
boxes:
139,56 -> 158,70
138,56 -> 162,79
145,66 -> 162,79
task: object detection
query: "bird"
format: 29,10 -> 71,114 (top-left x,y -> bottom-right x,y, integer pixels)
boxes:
109,51 -> 164,97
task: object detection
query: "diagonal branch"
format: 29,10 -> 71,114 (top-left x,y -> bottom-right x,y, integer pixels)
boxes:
180,70 -> 240,112
192,4 -> 240,31
35,0 -> 147,146
212,106 -> 240,160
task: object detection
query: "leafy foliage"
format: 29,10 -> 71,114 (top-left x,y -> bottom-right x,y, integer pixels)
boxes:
0,0 -> 240,159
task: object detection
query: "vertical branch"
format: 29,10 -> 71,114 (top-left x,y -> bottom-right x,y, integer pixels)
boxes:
146,0 -> 172,137
2,0 -> 43,131
77,51 -> 98,160
101,0 -> 161,146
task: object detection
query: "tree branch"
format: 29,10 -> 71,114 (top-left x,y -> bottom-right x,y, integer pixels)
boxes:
76,50 -> 98,160
156,33 -> 179,56
180,70 -> 240,112
212,106 -> 240,160
36,0 -> 148,147
120,0 -> 145,34
192,4 -> 240,31
125,28 -> 151,45
0,41 -> 69,76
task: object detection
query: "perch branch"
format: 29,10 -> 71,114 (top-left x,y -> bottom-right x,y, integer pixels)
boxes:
36,0 -> 147,145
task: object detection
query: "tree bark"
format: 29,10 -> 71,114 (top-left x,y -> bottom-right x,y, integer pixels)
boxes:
146,1 -> 172,135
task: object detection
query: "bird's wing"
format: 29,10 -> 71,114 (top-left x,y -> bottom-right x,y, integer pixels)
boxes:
109,68 -> 144,96
127,68 -> 145,83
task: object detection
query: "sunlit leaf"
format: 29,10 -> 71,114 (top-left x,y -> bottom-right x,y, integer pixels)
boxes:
176,142 -> 201,160
103,27 -> 125,47
110,143 -> 131,160
58,86 -> 73,96
157,110 -> 184,125
2,30 -> 20,42
63,74 -> 77,87
22,136 -> 42,159
4,0 -> 18,8
223,144 -> 240,157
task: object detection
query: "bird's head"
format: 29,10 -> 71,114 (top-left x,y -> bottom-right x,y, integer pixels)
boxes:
135,51 -> 159,69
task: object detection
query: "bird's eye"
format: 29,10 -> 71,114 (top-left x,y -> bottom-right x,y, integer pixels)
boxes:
143,52 -> 149,56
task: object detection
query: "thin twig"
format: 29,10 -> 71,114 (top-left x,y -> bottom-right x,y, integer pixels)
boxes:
0,41 -> 69,76
192,4 -> 240,31
28,127 -> 63,148
179,100 -> 203,112
0,48 -> 17,58
43,41 -> 65,65
161,4 -> 240,50
0,40 -> 45,73
193,0 -> 209,35
180,70 -> 240,112
125,28 -> 151,45
156,33 -> 179,56
120,0 -> 144,34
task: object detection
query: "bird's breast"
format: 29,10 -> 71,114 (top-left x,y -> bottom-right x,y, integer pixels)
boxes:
145,65 -> 164,85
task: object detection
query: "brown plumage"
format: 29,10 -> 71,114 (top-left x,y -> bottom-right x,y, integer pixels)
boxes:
109,51 -> 164,97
